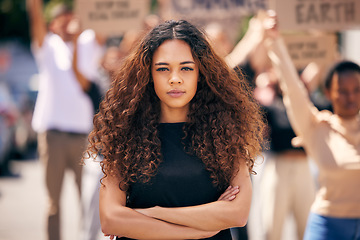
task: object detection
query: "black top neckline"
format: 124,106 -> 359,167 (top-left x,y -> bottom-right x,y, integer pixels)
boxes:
159,122 -> 186,125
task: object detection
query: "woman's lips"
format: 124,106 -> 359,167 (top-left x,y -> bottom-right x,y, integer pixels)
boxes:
167,89 -> 185,97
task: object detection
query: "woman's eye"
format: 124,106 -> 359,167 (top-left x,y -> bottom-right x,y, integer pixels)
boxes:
156,67 -> 168,72
182,67 -> 193,71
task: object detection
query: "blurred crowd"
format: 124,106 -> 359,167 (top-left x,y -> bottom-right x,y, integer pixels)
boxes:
1,0 -> 359,240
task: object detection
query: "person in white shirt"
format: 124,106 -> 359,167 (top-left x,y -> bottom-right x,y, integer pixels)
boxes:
27,1 -> 104,239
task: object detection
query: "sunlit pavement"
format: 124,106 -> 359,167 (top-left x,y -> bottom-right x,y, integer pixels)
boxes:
0,159 -> 81,240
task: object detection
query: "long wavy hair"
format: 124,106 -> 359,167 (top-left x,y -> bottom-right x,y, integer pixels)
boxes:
86,20 -> 266,191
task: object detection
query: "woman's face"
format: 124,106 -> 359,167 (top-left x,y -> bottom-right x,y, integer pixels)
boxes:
151,39 -> 199,122
326,72 -> 360,119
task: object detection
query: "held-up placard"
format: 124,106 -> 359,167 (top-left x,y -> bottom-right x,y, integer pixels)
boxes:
159,0 -> 267,20
75,0 -> 151,36
158,0 -> 267,43
283,33 -> 338,70
270,0 -> 360,31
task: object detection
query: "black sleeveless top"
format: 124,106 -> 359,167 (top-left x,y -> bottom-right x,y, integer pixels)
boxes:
118,122 -> 232,240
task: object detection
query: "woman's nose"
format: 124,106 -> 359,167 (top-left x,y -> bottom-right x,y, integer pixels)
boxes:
169,72 -> 183,85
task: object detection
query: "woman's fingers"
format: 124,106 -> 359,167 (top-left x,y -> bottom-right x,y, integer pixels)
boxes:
104,234 -> 116,240
218,186 -> 240,201
218,186 -> 232,200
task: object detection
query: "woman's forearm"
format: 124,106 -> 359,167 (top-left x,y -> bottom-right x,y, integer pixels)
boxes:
136,174 -> 252,231
100,177 -> 219,239
100,204 -> 218,239
137,199 -> 249,232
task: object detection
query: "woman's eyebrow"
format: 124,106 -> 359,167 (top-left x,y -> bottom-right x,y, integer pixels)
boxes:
154,62 -> 168,66
154,61 -> 195,66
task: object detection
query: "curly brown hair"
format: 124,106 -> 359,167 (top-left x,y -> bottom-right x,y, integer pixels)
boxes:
86,20 -> 266,191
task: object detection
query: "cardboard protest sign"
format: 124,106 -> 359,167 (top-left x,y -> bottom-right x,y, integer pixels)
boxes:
282,33 -> 338,70
159,0 -> 267,20
75,0 -> 151,36
270,0 -> 360,31
158,0 -> 268,43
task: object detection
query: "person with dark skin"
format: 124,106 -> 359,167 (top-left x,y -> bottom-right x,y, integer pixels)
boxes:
85,20 -> 266,239
264,11 -> 360,240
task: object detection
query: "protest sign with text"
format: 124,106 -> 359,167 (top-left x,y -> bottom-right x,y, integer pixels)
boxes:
270,0 -> 360,31
75,0 -> 151,36
283,33 -> 338,70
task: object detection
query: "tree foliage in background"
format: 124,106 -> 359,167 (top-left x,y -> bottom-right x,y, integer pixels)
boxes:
0,0 -> 71,46
43,0 -> 72,24
0,0 -> 31,45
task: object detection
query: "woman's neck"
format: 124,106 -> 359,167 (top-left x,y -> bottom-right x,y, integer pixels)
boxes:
336,112 -> 360,121
160,107 -> 188,123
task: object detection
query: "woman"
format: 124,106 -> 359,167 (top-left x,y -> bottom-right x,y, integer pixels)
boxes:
264,14 -> 360,240
86,20 -> 266,239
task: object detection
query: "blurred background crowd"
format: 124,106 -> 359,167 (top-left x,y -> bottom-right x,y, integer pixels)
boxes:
0,0 -> 359,240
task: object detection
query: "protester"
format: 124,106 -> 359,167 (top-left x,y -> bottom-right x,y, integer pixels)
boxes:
85,19 -> 266,239
265,11 -> 360,240
26,0 -> 104,239
225,12 -> 317,240
256,68 -> 316,240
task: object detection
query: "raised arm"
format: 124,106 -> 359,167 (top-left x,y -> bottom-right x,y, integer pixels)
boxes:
99,175 -> 219,239
26,0 -> 47,47
267,35 -> 319,136
225,16 -> 264,69
136,160 -> 252,231
260,10 -> 319,137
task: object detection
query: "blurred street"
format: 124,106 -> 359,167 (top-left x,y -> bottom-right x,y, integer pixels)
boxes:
0,157 -> 82,240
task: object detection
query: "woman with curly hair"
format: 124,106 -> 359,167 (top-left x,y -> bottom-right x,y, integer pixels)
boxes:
86,19 -> 266,239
